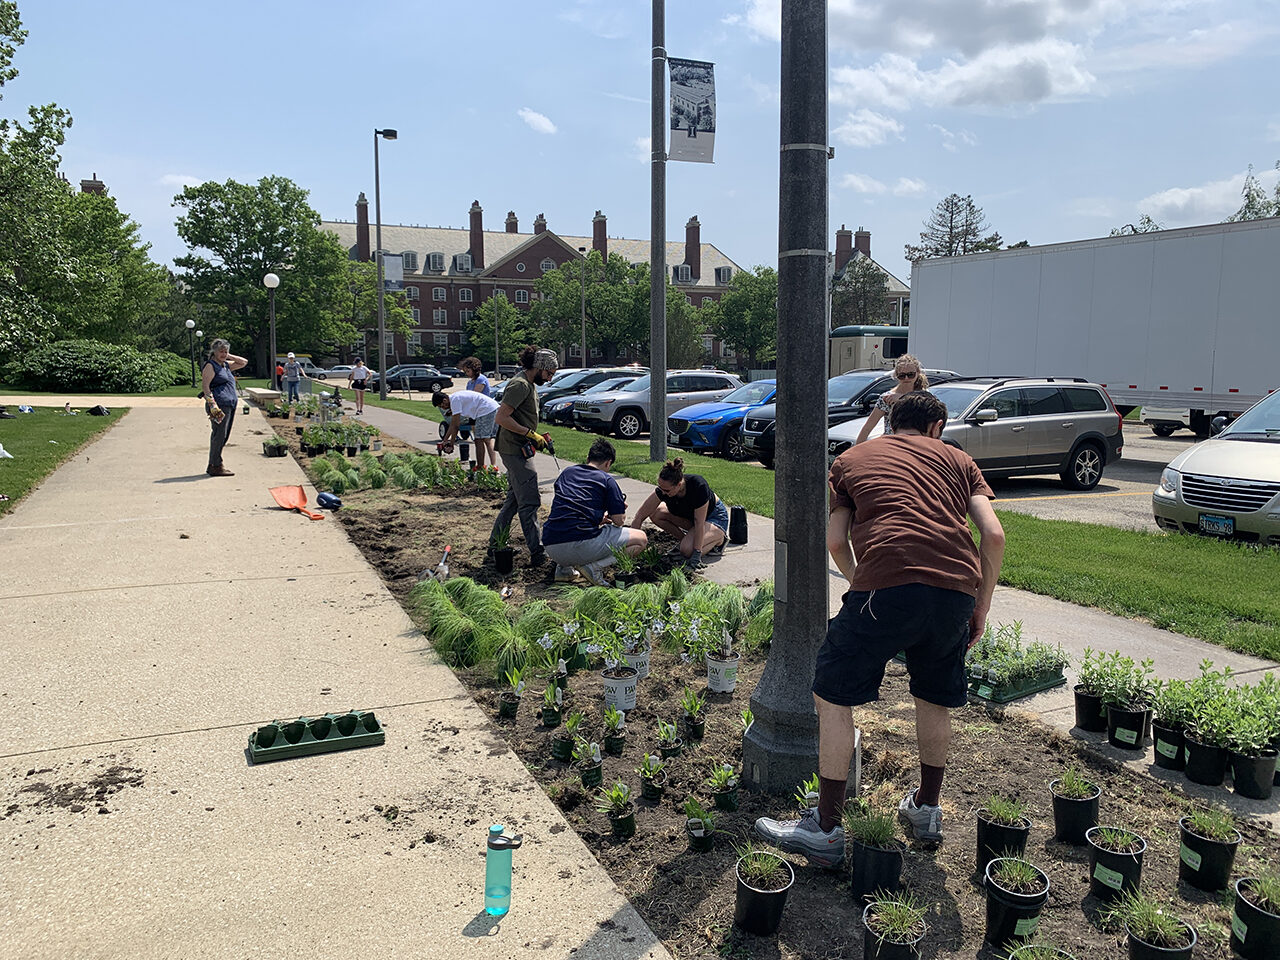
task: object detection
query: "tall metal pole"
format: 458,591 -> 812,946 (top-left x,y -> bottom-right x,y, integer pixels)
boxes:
742,0 -> 829,793
494,285 -> 500,378
186,323 -> 195,387
268,287 -> 277,390
649,0 -> 667,461
374,130 -> 387,400
579,246 -> 588,367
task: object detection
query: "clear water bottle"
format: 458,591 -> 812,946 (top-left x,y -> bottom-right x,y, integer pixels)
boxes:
484,824 -> 523,916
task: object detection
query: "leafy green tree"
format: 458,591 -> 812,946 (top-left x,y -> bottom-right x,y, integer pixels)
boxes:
1225,162 -> 1279,222
1109,214 -> 1163,236
713,266 -> 777,367
904,194 -> 1003,262
466,294 -> 526,365
530,251 -> 648,362
172,176 -> 353,374
831,257 -> 889,328
343,259 -> 411,362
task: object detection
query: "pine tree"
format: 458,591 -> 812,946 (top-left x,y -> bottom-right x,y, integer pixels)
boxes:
904,194 -> 1003,262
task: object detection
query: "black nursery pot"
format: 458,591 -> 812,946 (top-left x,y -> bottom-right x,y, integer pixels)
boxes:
1107,705 -> 1150,751
494,547 -> 515,576
1073,685 -> 1107,732
683,715 -> 706,741
1177,816 -> 1240,892
734,857 -> 794,937
549,734 -> 574,762
603,732 -> 626,756
849,838 -> 904,904
497,694 -> 519,720
640,776 -> 665,802
1230,749 -> 1278,801
1126,919 -> 1197,960
976,811 -> 1030,876
1050,779 -> 1101,845
984,858 -> 1050,951
1183,732 -> 1228,787
1231,876 -> 1280,960
1152,722 -> 1187,771
615,571 -> 639,588
862,901 -> 926,960
1086,826 -> 1146,903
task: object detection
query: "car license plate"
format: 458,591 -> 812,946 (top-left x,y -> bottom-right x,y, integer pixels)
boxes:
744,436 -> 756,447
667,431 -> 679,443
1198,514 -> 1234,536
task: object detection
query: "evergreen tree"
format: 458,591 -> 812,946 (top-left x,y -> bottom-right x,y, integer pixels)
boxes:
904,194 -> 1003,262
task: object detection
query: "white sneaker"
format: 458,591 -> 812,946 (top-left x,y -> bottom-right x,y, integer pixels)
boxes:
753,807 -> 845,867
898,789 -> 943,842
578,562 -> 611,587
553,565 -> 578,583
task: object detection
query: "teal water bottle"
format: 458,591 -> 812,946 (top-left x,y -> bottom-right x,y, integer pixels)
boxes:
484,824 -> 523,916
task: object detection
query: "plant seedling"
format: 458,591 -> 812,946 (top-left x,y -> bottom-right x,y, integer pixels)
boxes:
982,793 -> 1028,826
504,667 -> 525,698
596,780 -> 633,816
542,682 -> 561,708
563,710 -> 585,736
656,718 -> 679,746
794,773 -> 820,810
989,856 -> 1046,894
843,806 -> 897,847
572,736 -> 601,767
685,798 -> 716,834
493,523 -> 512,550
1053,765 -> 1096,799
610,545 -> 639,573
1100,891 -> 1193,948
706,764 -> 737,791
1093,826 -> 1143,853
1242,871 -> 1280,912
864,890 -> 927,945
740,707 -> 754,734
1009,944 -> 1076,959
637,753 -> 666,780
1184,806 -> 1236,843
733,841 -> 789,889
603,704 -> 626,734
680,686 -> 706,720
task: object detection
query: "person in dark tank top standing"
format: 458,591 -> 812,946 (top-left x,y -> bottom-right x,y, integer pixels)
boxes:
200,338 -> 248,477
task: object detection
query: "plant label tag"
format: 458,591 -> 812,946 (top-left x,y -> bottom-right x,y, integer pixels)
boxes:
977,685 -> 993,699
1179,844 -> 1202,871
1115,727 -> 1138,745
1013,917 -> 1038,937
1156,738 -> 1178,759
1093,863 -> 1124,890
1232,912 -> 1247,943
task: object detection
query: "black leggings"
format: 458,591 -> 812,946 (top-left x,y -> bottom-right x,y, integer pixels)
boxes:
208,404 -> 236,468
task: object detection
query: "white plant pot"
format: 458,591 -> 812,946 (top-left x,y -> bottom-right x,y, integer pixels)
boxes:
623,647 -> 650,681
294,414 -> 303,422
601,666 -> 638,712
706,652 -> 740,694
372,439 -> 382,451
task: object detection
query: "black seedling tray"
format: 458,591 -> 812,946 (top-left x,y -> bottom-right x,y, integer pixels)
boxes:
248,710 -> 386,763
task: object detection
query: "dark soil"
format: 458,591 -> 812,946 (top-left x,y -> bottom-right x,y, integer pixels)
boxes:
266,418 -> 1280,959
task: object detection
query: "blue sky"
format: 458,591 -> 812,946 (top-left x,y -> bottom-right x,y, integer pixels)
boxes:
10,0 -> 1279,287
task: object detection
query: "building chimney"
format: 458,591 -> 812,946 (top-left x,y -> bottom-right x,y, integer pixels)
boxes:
469,200 -> 485,269
684,215 -> 701,280
80,172 -> 106,195
592,210 -> 607,258
854,226 -> 871,259
834,225 -> 853,273
533,212 -> 547,235
505,210 -> 519,233
356,192 -> 371,262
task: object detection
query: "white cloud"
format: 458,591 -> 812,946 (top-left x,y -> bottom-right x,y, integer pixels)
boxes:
160,174 -> 204,189
929,123 -> 977,152
840,173 -> 927,197
833,109 -> 904,148
517,108 -> 557,135
892,177 -> 928,197
603,92 -> 646,105
632,136 -> 650,164
742,0 -> 780,42
1091,21 -> 1274,75
1139,167 -> 1280,225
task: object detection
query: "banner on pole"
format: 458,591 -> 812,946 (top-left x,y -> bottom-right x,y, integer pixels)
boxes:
668,58 -> 716,163
381,253 -> 403,292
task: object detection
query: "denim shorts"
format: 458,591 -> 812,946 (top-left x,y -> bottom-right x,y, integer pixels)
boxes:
707,499 -> 730,533
544,525 -> 631,567
812,583 -> 975,709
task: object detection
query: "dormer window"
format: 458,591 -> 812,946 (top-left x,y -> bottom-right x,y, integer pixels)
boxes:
402,251 -> 419,272
428,252 -> 445,272
715,266 -> 732,284
455,253 -> 473,273
673,264 -> 692,283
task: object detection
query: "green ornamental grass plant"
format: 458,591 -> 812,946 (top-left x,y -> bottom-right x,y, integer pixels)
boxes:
864,890 -> 927,945
983,793 -> 1029,826
843,805 -> 897,848
1007,945 -> 1074,960
1053,765 -> 1097,799
1184,806 -> 1236,843
733,841 -> 789,889
1242,871 -> 1280,911
989,856 -> 1046,894
1093,826 -> 1143,853
1101,891 -> 1193,948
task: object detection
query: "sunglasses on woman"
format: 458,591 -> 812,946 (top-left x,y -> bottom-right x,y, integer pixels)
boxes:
896,370 -> 918,380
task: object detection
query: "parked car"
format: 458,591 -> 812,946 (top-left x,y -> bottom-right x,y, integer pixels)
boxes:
538,367 -> 649,414
544,376 -> 639,426
667,380 -> 777,460
326,364 -> 356,376
1139,405 -> 1193,437
367,364 -> 452,393
1152,389 -> 1280,544
573,370 -> 744,440
826,377 -> 1124,490
437,366 -> 465,378
740,368 -> 960,469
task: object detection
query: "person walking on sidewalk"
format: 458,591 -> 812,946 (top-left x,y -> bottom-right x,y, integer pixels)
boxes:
753,392 -> 1005,862
282,353 -> 307,403
542,438 -> 648,585
488,346 -> 558,566
432,388 -> 500,470
630,457 -> 728,568
347,358 -> 371,415
201,339 -> 249,477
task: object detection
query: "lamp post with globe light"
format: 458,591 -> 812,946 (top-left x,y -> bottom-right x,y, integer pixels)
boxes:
185,319 -> 196,386
263,273 -> 280,390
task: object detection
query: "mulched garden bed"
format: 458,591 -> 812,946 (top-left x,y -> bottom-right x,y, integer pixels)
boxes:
266,417 -> 1280,959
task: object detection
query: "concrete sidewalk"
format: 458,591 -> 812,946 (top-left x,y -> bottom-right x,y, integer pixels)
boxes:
0,404 -> 668,960
351,400 -> 1280,824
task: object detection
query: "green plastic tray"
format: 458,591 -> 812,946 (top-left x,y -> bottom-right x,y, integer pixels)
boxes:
248,709 -> 386,763
968,672 -> 1066,704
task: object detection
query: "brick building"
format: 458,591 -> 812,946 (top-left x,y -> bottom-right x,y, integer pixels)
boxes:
832,225 -> 910,325
322,199 -> 744,367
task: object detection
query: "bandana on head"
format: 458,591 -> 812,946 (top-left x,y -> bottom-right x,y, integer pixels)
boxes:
533,349 -> 559,372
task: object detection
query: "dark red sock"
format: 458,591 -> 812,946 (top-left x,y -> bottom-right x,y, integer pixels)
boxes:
916,764 -> 945,808
817,776 -> 847,833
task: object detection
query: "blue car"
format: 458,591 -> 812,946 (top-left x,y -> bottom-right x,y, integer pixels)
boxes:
666,380 -> 777,461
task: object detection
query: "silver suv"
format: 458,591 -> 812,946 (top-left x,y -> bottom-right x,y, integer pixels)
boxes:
827,377 -> 1124,490
574,370 -> 744,440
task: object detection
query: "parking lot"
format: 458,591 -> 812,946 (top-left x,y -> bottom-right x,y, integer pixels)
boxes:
987,423 -> 1199,531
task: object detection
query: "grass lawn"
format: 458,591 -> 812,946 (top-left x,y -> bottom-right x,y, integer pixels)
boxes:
995,510 -> 1280,661
0,378 -> 272,398
0,407 -> 122,517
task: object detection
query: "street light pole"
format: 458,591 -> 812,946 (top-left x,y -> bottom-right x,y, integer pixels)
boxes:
185,319 -> 196,387
263,273 -> 280,390
373,127 -> 398,400
649,0 -> 667,462
579,246 -> 588,367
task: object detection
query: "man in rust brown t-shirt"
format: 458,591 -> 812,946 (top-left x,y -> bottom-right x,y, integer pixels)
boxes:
755,392 -> 1005,863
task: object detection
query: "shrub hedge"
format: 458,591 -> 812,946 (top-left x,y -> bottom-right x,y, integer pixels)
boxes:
3,340 -> 190,393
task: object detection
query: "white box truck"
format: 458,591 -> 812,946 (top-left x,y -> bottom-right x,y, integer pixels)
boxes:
907,217 -> 1280,436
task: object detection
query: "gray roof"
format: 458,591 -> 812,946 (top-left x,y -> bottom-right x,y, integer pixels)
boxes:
322,220 -> 743,288
835,250 -> 910,295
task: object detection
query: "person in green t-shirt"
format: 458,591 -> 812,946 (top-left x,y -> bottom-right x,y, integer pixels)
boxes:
488,346 -> 559,565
